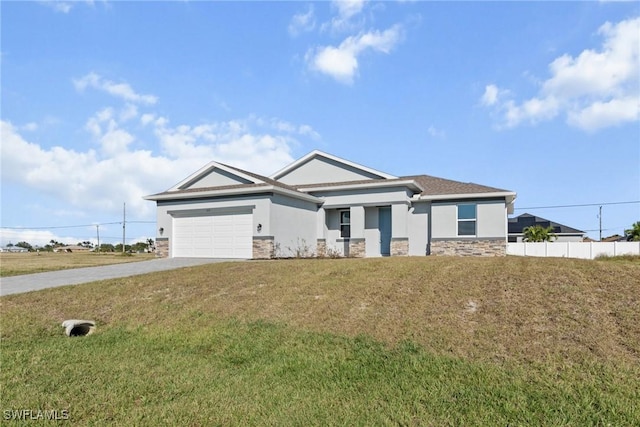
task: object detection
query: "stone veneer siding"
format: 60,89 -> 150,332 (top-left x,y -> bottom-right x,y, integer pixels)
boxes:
391,238 -> 409,256
155,238 -> 169,258
253,236 -> 275,259
348,238 -> 365,258
316,239 -> 326,258
430,239 -> 506,256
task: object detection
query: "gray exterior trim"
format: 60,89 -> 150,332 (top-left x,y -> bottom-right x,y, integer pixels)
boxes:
168,206 -> 255,217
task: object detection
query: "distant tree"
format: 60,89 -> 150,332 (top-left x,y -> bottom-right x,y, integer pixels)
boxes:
99,243 -> 115,252
48,239 -> 64,248
114,244 -> 132,253
6,242 -> 14,247
523,225 -> 557,242
15,241 -> 33,251
624,221 -> 640,242
130,241 -> 149,253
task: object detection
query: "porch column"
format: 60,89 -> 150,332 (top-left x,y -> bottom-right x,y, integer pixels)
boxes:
316,207 -> 326,257
391,203 -> 409,256
349,206 -> 365,257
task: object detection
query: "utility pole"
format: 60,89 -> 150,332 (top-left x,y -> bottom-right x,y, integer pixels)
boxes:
599,205 -> 602,241
96,224 -> 100,254
122,202 -> 126,253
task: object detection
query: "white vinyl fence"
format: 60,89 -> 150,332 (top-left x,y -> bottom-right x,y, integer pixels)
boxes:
507,242 -> 640,259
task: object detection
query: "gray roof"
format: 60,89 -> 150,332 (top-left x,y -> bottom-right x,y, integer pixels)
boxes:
145,162 -> 300,199
508,213 -> 585,235
404,175 -> 511,197
147,163 -> 513,201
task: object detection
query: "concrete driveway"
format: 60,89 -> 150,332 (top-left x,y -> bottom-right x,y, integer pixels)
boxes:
0,258 -> 236,296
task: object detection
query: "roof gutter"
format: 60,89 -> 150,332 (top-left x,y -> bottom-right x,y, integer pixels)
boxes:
298,179 -> 424,194
419,191 -> 517,204
144,185 -> 323,204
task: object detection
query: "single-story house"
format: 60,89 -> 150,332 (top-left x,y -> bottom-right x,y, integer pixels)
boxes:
144,150 -> 516,258
508,213 -> 585,242
0,246 -> 28,253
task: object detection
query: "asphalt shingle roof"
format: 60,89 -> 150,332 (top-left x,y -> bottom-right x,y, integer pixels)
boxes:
508,213 -> 585,234
147,161 -> 513,200
403,175 -> 511,196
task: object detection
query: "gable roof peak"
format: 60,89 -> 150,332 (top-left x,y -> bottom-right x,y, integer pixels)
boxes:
168,160 -> 266,192
270,149 -> 397,181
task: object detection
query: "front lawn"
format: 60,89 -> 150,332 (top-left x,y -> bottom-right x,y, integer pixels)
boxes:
1,257 -> 638,425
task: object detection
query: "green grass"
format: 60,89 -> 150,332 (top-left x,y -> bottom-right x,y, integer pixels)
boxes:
594,253 -> 640,262
1,257 -> 639,425
3,319 -> 637,426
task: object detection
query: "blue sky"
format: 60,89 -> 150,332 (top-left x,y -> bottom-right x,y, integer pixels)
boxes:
1,0 -> 639,247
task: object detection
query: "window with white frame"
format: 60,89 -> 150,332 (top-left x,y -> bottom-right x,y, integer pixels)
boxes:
340,210 -> 351,238
457,204 -> 476,236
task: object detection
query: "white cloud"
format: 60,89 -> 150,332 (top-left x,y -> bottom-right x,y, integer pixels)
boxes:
22,122 -> 39,132
482,16 -> 639,131
0,228 -> 87,247
119,104 -> 139,122
2,69 -> 321,232
38,0 -> 104,15
307,24 -> 403,84
73,72 -> 158,105
326,0 -> 367,33
152,116 -> 305,175
567,96 -> 639,131
140,113 -> 156,126
39,1 -> 73,13
503,96 -> 561,128
1,107 -> 318,222
289,5 -> 316,36
481,84 -> 499,106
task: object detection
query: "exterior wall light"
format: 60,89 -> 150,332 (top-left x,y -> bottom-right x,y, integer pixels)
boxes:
159,227 -> 164,236
257,224 -> 262,233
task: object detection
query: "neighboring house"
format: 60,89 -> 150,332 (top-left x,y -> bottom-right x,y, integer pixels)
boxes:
600,234 -> 627,242
144,150 -> 516,259
508,213 -> 585,242
0,246 -> 28,253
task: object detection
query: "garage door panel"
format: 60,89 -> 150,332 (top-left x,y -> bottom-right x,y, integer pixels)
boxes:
172,211 -> 252,258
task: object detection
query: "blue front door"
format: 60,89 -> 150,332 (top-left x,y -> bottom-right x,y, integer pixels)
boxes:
379,207 -> 391,256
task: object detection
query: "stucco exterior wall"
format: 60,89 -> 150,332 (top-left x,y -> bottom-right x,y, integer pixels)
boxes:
324,210 -> 347,256
364,206 -> 381,257
269,194 -> 318,257
408,202 -> 429,256
276,157 -> 381,185
431,199 -> 507,240
317,187 -> 413,209
477,202 -> 507,237
187,168 -> 252,189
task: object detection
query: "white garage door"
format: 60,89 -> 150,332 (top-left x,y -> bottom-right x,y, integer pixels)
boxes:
172,211 -> 253,258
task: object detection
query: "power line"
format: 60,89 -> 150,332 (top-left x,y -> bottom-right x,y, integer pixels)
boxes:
1,221 -> 154,230
514,200 -> 640,210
